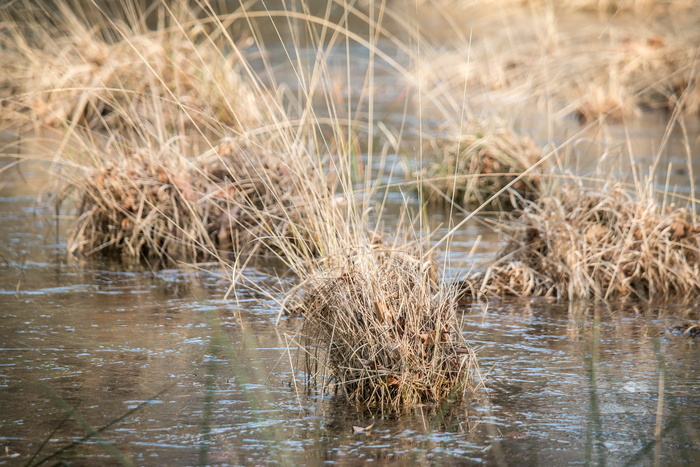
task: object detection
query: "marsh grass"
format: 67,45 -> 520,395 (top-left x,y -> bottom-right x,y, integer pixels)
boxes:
3,0 -> 340,264
420,123 -> 543,209
0,1 -> 265,132
286,245 -> 479,410
62,133 -> 327,263
459,183 -> 700,303
459,0 -> 693,14
413,1 -> 700,122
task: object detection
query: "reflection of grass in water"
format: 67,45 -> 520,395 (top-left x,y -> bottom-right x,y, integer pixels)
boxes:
198,325 -> 219,466
199,306 -> 293,464
29,383 -> 172,466
584,308 -> 605,466
634,333 -> 697,465
569,304 -> 700,466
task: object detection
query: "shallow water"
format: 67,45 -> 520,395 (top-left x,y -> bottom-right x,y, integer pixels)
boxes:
2,152 -> 700,466
3,2 -> 700,465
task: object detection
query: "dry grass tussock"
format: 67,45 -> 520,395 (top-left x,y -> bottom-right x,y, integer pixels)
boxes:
461,0 -> 694,14
459,184 -> 700,303
413,2 -> 700,121
286,245 -> 479,410
420,123 -> 543,209
63,134 -> 325,263
0,2 -> 263,132
3,0 -> 484,409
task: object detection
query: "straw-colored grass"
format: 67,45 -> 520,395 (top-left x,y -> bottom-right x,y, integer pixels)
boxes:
459,183 -> 700,303
456,0 -> 694,14
287,245 -> 478,410
3,0 -> 486,411
412,2 -> 700,122
421,123 -> 543,208
63,134 -> 324,263
0,2 -> 263,132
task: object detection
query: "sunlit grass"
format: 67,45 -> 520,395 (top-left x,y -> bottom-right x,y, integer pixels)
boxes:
3,0 -> 700,419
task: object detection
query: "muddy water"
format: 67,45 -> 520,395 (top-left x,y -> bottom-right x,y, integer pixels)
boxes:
2,150 -> 700,465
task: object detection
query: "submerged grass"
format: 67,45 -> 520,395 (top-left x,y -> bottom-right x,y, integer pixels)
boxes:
459,183 -> 700,303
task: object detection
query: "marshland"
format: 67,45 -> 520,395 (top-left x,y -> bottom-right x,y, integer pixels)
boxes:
1,0 -> 700,464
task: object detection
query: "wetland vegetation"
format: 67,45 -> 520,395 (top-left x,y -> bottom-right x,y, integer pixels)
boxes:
1,0 -> 699,464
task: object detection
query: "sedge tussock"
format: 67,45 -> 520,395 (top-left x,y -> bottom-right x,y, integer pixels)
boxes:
412,3 -> 700,122
420,123 -> 543,209
0,2 -> 264,132
459,184 -> 700,303
451,0 -> 693,14
289,246 -> 478,410
64,134 -> 324,263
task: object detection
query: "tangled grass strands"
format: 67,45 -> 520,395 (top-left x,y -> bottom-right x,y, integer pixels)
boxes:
0,1 -> 265,133
459,184 -> 700,303
420,124 -> 543,209
289,247 -> 478,411
411,1 -> 700,122
63,133 -> 327,264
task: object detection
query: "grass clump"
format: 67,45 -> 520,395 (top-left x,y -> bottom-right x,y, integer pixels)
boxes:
412,2 -> 700,122
459,183 -> 700,303
64,134 -> 323,263
0,1 -> 263,132
420,123 -> 543,209
289,245 -> 478,410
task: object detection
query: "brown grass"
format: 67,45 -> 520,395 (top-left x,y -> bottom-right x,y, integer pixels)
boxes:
465,0 -> 693,14
0,1 -> 264,132
63,133 -> 325,263
420,123 -> 543,209
2,0 -> 486,411
459,183 -> 700,303
286,245 -> 479,410
411,1 -> 700,122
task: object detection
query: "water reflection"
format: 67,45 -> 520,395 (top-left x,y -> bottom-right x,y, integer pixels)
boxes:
2,139 -> 699,465
1,245 -> 699,465
2,1 -> 700,464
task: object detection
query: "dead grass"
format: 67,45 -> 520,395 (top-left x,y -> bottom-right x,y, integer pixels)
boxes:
0,1 -> 264,132
467,0 -> 694,14
1,0 -> 486,411
411,2 -> 700,122
459,183 -> 700,303
420,123 -> 543,209
286,245 -> 479,410
63,133 -> 325,263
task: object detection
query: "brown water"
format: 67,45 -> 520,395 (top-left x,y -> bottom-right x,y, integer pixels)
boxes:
3,2 -> 700,465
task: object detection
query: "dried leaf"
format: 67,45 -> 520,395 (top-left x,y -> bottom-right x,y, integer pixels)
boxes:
375,301 -> 391,323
